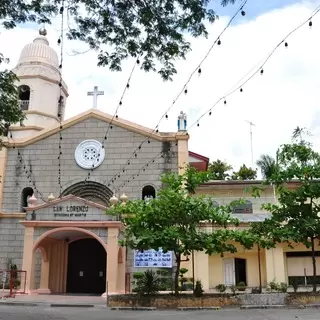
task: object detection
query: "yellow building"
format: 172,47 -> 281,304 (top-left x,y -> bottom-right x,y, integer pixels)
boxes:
182,180 -> 320,291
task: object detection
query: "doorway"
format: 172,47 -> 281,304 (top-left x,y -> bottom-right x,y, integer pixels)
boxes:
66,238 -> 106,294
235,258 -> 247,285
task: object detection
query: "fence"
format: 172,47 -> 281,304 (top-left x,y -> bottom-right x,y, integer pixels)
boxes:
0,269 -> 27,298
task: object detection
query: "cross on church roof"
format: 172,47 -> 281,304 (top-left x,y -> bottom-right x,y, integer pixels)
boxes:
87,86 -> 104,109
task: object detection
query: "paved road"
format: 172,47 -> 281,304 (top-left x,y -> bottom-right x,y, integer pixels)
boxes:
0,306 -> 320,320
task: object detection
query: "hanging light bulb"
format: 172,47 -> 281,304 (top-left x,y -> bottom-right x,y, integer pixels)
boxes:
260,68 -> 264,75
165,114 -> 168,119
197,122 -> 200,127
198,68 -> 202,75
209,111 -> 212,116
184,88 -> 188,94
240,88 -> 243,92
309,20 -> 313,27
217,39 -> 221,45
224,99 -> 227,105
284,42 -> 288,47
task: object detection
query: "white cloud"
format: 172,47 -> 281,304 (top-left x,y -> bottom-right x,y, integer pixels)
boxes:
1,1 -> 320,173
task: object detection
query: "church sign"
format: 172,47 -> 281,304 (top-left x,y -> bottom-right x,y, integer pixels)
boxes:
134,249 -> 173,268
53,205 -> 89,213
52,205 -> 88,218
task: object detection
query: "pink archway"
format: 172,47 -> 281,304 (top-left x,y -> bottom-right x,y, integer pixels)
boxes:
33,227 -> 108,253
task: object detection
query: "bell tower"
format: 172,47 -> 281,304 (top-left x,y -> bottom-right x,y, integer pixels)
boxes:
10,28 -> 68,139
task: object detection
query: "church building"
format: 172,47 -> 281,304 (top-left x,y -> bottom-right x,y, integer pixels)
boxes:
0,28 -> 196,295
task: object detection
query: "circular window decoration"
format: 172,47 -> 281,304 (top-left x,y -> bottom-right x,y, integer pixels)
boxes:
74,140 -> 105,170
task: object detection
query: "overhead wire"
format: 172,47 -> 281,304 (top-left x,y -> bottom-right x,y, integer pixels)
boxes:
187,4 -> 320,130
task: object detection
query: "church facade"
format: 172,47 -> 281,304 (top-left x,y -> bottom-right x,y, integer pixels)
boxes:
0,29 -> 189,295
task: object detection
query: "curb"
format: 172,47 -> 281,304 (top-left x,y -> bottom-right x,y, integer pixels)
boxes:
240,305 -> 285,309
178,307 -> 221,311
110,307 -> 156,311
0,301 -> 103,308
0,301 -> 39,307
50,304 -> 95,308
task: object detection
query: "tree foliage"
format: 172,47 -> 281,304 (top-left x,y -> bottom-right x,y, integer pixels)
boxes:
256,154 -> 277,179
208,159 -> 233,180
1,0 -> 237,81
232,164 -> 257,180
109,166 -> 243,295
254,127 -> 320,292
0,54 -> 25,137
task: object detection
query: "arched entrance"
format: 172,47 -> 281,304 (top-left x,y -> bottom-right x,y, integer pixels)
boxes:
32,227 -> 108,295
67,238 -> 106,294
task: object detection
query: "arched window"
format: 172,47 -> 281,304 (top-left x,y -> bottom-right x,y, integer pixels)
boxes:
18,85 -> 30,110
21,187 -> 34,212
232,200 -> 253,214
61,181 -> 113,206
142,185 -> 156,201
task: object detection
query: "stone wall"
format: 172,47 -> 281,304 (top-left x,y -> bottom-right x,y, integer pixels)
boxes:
239,293 -> 287,306
286,293 -> 320,305
2,117 -> 178,213
108,294 -> 239,308
0,218 -> 24,269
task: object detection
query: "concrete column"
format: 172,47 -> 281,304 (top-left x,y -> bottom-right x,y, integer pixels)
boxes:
265,247 -> 286,284
116,247 -> 126,293
21,226 -> 35,293
177,136 -> 189,175
38,254 -> 50,294
195,251 -> 210,290
0,147 -> 7,210
107,227 -> 119,294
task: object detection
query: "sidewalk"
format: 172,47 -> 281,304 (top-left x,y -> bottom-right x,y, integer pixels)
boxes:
0,294 -> 107,308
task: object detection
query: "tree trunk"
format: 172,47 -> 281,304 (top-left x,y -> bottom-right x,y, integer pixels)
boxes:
257,244 -> 262,293
174,253 -> 181,296
311,237 -> 317,293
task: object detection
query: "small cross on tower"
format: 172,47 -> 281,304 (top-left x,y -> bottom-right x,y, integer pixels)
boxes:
87,86 -> 104,109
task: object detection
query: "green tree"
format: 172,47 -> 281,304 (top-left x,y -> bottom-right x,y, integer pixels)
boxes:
109,166 -> 242,295
256,154 -> 277,179
232,164 -> 257,180
258,127 -> 320,293
0,0 -> 239,132
208,159 -> 233,180
1,0 -> 238,81
0,54 -> 25,137
236,219 -> 288,293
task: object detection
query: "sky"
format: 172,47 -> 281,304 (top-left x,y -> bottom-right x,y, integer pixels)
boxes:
1,0 -> 320,174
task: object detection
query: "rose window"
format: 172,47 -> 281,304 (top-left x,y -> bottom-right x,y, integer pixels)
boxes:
74,140 -> 105,170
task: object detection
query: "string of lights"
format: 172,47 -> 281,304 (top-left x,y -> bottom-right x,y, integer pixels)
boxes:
98,0 -> 249,192
114,149 -> 170,193
57,0 -> 65,198
73,58 -> 140,199
8,133 -> 46,202
187,4 -> 320,131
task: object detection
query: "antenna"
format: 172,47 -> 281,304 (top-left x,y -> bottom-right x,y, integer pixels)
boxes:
245,120 -> 255,167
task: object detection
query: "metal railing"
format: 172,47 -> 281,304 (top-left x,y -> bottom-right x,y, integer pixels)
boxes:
19,100 -> 29,110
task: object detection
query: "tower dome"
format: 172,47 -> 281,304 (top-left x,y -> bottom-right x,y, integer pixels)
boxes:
17,28 -> 59,70
10,28 -> 69,140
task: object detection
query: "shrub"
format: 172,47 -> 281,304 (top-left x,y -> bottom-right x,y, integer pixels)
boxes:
279,282 -> 288,293
215,284 -> 227,293
193,280 -> 204,297
237,281 -> 246,291
291,278 -> 300,293
132,270 -> 161,296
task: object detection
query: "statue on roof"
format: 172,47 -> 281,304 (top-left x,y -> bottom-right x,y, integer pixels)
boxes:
177,111 -> 187,131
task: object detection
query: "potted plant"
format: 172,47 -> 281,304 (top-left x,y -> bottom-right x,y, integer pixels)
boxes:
237,281 -> 246,292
